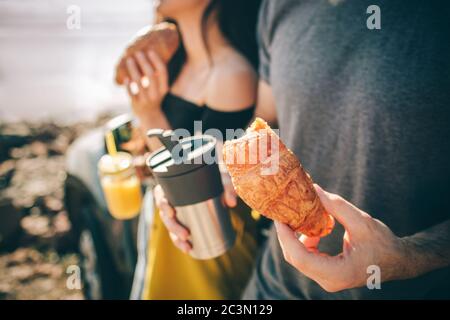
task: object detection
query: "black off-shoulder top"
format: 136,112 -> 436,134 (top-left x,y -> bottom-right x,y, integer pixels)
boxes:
161,93 -> 255,141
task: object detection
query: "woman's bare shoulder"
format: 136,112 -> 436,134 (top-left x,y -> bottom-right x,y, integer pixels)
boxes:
205,50 -> 258,112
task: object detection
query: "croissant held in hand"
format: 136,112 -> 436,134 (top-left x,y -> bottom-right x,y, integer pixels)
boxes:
115,22 -> 180,85
223,118 -> 334,237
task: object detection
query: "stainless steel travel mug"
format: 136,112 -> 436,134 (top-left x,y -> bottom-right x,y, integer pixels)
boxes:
146,130 -> 236,260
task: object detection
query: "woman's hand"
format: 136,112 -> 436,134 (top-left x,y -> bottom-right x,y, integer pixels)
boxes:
154,184 -> 192,253
124,50 -> 169,121
153,171 -> 238,254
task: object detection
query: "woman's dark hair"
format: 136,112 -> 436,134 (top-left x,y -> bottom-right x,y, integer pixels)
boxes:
166,0 -> 262,85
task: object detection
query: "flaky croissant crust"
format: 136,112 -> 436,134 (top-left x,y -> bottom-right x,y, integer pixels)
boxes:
224,118 -> 334,237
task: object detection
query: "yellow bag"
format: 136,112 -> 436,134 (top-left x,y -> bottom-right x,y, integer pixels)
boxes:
142,201 -> 259,300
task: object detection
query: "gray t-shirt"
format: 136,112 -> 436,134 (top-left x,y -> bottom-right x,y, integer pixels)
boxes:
244,0 -> 450,299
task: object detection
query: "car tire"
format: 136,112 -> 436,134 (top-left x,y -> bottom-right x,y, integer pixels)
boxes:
64,176 -> 127,300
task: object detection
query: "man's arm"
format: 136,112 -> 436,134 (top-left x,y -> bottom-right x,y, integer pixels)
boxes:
275,184 -> 450,292
254,80 -> 277,126
403,220 -> 450,279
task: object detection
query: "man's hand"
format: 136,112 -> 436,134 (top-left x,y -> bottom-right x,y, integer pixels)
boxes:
275,184 -> 411,293
219,170 -> 238,209
154,172 -> 237,253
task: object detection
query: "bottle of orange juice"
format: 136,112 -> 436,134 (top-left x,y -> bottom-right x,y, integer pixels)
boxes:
98,132 -> 142,220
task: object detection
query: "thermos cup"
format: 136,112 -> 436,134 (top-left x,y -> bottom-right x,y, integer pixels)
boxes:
146,129 -> 236,260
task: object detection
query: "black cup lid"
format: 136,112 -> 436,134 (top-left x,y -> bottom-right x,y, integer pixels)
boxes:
146,132 -> 217,178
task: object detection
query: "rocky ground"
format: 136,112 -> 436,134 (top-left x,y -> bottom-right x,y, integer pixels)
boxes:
0,114 -> 112,300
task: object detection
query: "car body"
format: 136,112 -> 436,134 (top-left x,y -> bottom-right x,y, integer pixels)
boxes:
64,114 -> 142,299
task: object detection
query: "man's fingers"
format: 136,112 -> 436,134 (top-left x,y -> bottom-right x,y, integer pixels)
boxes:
300,234 -> 321,253
314,184 -> 366,233
276,222 -> 343,291
274,221 -> 325,275
223,186 -> 237,208
220,170 -> 237,208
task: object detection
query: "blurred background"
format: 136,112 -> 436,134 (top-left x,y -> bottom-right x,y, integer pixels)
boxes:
0,0 -> 154,299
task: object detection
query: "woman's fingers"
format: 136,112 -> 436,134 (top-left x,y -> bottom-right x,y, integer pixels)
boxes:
125,78 -> 143,108
134,51 -> 159,102
157,197 -> 176,219
154,185 -> 190,242
154,187 -> 175,219
134,51 -> 154,79
148,50 -> 169,94
125,57 -> 142,85
160,211 -> 190,242
169,233 -> 192,253
125,57 -> 146,101
125,51 -> 168,106
134,51 -> 161,102
124,77 -> 135,97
